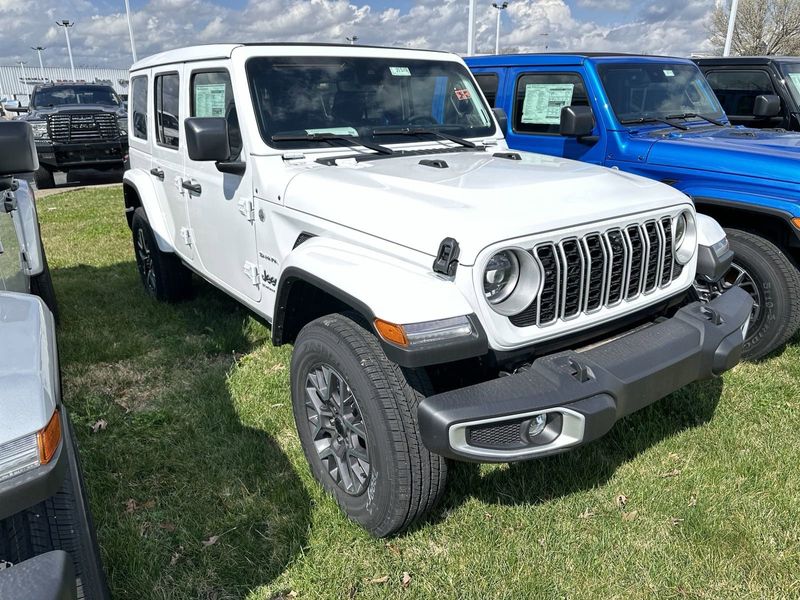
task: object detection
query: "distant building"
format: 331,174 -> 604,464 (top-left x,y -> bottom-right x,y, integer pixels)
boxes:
0,66 -> 130,105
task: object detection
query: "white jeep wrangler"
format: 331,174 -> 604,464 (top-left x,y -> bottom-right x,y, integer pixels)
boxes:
123,44 -> 752,537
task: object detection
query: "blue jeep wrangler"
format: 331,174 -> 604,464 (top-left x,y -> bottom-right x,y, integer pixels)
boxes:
467,53 -> 800,360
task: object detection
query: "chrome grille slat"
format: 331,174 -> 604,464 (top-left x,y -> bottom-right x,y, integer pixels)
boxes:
508,214 -> 684,329
47,113 -> 120,143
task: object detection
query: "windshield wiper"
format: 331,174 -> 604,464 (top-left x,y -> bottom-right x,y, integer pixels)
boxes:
372,127 -> 477,149
619,117 -> 689,131
665,112 -> 726,127
270,132 -> 394,155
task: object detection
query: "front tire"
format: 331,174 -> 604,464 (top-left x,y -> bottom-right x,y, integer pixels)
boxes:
290,313 -> 447,537
131,207 -> 192,302
33,166 -> 55,190
695,228 -> 800,360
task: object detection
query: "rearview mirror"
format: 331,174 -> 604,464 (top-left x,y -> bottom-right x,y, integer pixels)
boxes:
0,121 -> 39,176
492,107 -> 508,136
560,106 -> 595,138
753,94 -> 781,118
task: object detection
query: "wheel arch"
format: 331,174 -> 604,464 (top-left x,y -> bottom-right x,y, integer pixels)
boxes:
122,170 -> 175,253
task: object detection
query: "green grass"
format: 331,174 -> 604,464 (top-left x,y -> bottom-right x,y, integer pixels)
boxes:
39,185 -> 800,599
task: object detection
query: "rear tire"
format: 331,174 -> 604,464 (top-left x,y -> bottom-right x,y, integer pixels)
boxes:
696,228 -> 800,360
131,207 -> 192,302
290,312 -> 447,537
34,166 -> 55,190
30,244 -> 59,324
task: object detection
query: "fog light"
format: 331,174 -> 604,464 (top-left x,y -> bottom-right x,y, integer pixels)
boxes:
528,414 -> 547,438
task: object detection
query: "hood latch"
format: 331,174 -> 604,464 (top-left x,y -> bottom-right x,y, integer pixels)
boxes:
432,237 -> 460,277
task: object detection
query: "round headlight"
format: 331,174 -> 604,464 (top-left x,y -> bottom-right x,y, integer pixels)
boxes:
674,209 -> 697,265
484,250 -> 520,305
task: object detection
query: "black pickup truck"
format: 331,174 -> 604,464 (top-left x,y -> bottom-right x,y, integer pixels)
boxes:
694,56 -> 800,131
10,83 -> 128,189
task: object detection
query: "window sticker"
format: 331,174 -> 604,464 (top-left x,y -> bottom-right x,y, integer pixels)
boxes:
663,69 -> 675,77
305,127 -> 359,137
787,73 -> 800,91
454,88 -> 471,100
389,66 -> 411,76
194,83 -> 227,117
521,83 -> 575,125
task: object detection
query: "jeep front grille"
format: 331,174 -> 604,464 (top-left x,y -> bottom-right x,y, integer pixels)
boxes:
510,217 -> 679,328
47,113 -> 121,143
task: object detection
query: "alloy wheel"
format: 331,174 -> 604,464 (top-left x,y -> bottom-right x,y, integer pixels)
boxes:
135,228 -> 157,295
694,261 -> 762,340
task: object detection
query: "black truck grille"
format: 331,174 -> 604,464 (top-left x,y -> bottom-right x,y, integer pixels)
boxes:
47,113 -> 121,143
510,216 -> 681,328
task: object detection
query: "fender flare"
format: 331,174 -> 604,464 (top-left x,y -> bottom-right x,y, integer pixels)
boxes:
11,179 -> 44,276
272,238 -> 487,367
122,170 -> 176,253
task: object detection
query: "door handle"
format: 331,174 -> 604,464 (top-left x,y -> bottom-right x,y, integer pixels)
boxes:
150,167 -> 165,180
181,179 -> 202,195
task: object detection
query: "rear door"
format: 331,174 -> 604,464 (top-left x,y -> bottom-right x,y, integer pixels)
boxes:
503,68 -> 606,164
151,66 -> 194,262
184,63 -> 259,302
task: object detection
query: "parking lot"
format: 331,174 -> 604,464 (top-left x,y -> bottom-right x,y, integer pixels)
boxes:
38,183 -> 800,599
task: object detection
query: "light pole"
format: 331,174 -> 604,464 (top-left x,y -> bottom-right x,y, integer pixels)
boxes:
346,35 -> 359,45
492,2 -> 508,55
723,0 -> 739,57
56,20 -> 76,82
124,0 -> 138,62
31,47 -> 46,79
467,0 -> 476,55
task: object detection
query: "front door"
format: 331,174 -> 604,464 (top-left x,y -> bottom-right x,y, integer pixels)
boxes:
184,64 -> 260,302
151,66 -> 194,261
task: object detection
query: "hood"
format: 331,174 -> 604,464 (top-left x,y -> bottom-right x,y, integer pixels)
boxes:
21,103 -> 126,121
283,149 -> 691,264
644,126 -> 800,184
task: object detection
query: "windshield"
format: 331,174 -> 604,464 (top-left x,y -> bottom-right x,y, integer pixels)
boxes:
779,62 -> 800,107
246,56 -> 495,149
596,63 -> 724,125
32,85 -> 121,108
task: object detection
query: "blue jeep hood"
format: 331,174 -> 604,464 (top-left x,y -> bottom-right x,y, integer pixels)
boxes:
645,126 -> 800,184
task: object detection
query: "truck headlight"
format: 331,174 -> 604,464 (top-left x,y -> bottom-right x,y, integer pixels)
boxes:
483,249 -> 542,316
31,121 -> 49,140
674,210 -> 697,265
118,117 -> 128,136
0,410 -> 61,484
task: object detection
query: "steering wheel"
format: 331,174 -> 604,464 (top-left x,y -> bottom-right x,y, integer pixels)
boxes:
407,114 -> 438,126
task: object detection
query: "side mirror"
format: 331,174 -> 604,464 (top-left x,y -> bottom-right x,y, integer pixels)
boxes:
0,121 -> 39,176
492,107 -> 508,136
560,106 -> 595,138
185,117 -> 231,162
4,105 -> 28,114
753,94 -> 781,118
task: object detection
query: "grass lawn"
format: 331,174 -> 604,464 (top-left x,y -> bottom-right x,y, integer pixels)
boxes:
40,185 -> 800,599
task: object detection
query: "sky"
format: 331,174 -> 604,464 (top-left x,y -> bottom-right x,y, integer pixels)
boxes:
0,0 -> 722,69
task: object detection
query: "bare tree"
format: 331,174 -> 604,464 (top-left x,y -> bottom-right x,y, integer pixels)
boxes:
710,0 -> 800,55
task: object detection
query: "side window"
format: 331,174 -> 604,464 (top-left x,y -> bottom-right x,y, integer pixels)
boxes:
474,73 -> 499,107
705,70 -> 777,117
513,73 -> 589,134
191,70 -> 242,158
155,73 -> 180,148
130,75 -> 148,140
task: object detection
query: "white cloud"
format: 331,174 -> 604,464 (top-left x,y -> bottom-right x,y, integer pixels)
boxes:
0,0 -> 717,68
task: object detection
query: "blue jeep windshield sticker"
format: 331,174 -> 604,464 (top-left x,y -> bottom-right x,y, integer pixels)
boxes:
521,83 -> 575,125
390,66 -> 411,76
194,83 -> 227,117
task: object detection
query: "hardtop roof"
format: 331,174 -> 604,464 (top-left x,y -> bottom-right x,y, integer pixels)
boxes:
466,53 -> 693,68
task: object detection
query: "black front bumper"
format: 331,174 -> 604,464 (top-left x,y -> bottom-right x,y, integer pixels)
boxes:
36,140 -> 127,169
418,287 -> 753,463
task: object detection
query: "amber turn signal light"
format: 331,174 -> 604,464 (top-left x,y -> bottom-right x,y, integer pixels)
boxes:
37,410 -> 62,465
792,218 -> 800,230
374,319 -> 409,347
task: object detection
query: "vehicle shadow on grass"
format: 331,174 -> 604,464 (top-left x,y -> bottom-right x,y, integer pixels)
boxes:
51,261 -> 310,598
427,377 -> 724,523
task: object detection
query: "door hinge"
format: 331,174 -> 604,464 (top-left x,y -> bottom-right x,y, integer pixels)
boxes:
238,198 -> 255,222
180,227 -> 193,246
243,261 -> 260,286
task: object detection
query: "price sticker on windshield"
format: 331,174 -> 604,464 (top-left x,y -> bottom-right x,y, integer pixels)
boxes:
454,88 -> 471,100
390,66 -> 411,76
663,69 -> 675,77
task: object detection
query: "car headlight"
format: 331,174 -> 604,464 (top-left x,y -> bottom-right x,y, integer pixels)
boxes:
31,121 -> 49,140
483,249 -> 542,316
674,210 -> 697,265
118,117 -> 128,136
0,411 -> 61,484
